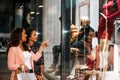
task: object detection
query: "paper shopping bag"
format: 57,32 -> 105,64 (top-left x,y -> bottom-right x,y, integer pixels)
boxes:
17,73 -> 37,80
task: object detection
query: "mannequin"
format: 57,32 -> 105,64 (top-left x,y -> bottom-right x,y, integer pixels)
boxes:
97,1 -> 120,80
98,0 -> 120,74
98,0 -> 120,46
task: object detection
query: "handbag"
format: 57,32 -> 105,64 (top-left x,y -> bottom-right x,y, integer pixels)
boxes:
17,73 -> 37,80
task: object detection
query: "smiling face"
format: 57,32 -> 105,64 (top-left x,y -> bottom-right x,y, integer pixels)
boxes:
29,30 -> 38,43
87,31 -> 94,43
21,29 -> 27,42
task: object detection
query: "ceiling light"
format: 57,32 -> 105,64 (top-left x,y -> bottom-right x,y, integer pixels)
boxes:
30,12 -> 35,14
38,5 -> 44,8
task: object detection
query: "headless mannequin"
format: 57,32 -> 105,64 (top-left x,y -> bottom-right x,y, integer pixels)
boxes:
98,0 -> 120,72
98,0 -> 120,52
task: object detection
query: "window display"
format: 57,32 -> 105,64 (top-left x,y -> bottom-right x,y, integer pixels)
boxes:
1,0 -> 120,80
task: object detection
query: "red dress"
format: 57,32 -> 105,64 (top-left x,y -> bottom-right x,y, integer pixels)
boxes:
98,1 -> 120,40
118,0 -> 120,10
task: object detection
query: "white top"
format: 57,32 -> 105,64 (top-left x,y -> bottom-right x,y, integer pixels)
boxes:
22,51 -> 32,69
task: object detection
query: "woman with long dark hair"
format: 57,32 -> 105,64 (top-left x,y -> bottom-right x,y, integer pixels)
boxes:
7,27 -> 48,80
25,27 -> 45,80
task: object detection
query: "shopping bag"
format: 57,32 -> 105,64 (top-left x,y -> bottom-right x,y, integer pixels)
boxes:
17,73 -> 37,80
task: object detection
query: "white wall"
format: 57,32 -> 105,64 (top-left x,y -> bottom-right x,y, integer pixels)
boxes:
43,0 -> 61,51
90,0 -> 99,31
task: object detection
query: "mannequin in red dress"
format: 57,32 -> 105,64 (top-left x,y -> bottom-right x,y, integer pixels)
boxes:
97,0 -> 120,71
98,0 -> 120,52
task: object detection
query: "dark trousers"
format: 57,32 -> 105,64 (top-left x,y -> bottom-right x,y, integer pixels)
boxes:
52,45 -> 61,65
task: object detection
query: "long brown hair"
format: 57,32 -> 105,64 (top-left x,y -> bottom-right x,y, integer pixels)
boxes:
22,27 -> 35,52
25,27 -> 35,44
6,27 -> 24,54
